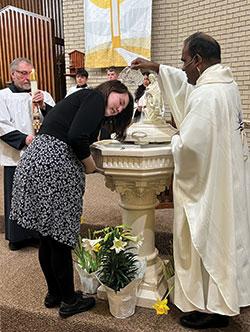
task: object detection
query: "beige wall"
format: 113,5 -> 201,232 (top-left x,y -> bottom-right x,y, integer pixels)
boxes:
62,0 -> 250,139
63,0 -> 108,89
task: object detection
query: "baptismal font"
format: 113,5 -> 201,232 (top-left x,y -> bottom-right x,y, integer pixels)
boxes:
91,69 -> 176,308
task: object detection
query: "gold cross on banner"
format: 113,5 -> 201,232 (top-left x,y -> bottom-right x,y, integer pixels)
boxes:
110,0 -> 121,48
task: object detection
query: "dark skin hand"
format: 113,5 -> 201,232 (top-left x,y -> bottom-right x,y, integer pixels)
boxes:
131,58 -> 160,73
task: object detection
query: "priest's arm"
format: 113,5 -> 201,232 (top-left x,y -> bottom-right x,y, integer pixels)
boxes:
131,57 -> 194,127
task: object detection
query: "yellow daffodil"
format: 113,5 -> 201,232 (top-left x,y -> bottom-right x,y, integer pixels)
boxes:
110,236 -> 127,253
152,298 -> 170,315
80,216 -> 85,224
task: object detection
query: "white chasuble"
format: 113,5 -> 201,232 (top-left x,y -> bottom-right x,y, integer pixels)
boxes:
158,64 -> 250,315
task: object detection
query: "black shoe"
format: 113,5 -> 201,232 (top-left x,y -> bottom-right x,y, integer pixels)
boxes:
8,238 -> 40,251
9,241 -> 22,251
23,237 -> 40,248
45,290 -> 83,308
59,293 -> 95,318
180,311 -> 229,329
44,293 -> 62,308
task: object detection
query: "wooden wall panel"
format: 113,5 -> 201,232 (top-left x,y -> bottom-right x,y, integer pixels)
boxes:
0,6 -> 56,99
41,0 -> 63,40
0,1 -> 43,18
0,0 -> 63,39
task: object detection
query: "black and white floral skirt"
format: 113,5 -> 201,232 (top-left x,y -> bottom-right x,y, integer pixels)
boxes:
10,134 -> 85,248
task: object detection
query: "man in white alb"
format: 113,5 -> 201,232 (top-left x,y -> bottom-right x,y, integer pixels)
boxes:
0,57 -> 55,250
131,32 -> 250,329
65,68 -> 89,97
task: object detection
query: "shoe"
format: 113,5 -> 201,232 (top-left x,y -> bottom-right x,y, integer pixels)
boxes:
45,290 -> 83,308
44,293 -> 62,308
180,311 -> 229,329
59,293 -> 95,318
22,237 -> 40,248
8,238 -> 40,251
9,241 -> 22,251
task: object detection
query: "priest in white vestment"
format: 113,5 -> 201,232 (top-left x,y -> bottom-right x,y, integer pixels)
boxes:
131,32 -> 250,329
0,57 -> 55,251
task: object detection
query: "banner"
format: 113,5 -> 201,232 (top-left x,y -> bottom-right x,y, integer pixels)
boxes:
84,0 -> 152,68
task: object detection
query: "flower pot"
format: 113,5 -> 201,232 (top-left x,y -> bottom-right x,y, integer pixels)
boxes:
99,258 -> 147,319
75,263 -> 100,294
103,279 -> 139,319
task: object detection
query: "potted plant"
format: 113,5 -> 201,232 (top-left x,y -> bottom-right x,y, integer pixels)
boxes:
74,231 -> 102,294
95,225 -> 145,319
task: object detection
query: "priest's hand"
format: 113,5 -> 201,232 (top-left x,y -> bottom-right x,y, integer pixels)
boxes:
131,58 -> 160,73
25,135 -> 34,146
32,90 -> 46,110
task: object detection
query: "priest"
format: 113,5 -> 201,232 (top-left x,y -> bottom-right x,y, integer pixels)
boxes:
0,57 -> 55,250
131,32 -> 250,329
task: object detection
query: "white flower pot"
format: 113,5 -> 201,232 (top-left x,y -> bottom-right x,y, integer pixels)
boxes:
75,263 -> 100,294
99,258 -> 147,319
103,279 -> 139,319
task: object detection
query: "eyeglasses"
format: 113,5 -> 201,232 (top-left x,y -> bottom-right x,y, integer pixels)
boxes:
15,70 -> 33,77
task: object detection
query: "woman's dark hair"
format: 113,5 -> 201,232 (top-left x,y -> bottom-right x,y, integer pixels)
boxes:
134,72 -> 150,102
133,72 -> 150,122
135,84 -> 145,103
184,32 -> 221,63
94,80 -> 134,141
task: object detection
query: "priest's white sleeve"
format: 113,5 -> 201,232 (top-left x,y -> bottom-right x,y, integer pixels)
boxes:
157,65 -> 194,128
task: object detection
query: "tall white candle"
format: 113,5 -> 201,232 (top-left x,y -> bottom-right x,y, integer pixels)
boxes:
30,69 -> 37,98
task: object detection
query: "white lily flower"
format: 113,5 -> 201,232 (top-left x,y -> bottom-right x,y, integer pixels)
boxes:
124,235 -> 138,242
82,238 -> 102,253
134,233 -> 144,248
110,237 -> 127,253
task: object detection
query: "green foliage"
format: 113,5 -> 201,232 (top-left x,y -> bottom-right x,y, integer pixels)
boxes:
97,247 -> 138,293
74,234 -> 101,273
74,224 -> 142,289
163,239 -> 175,280
94,224 -> 133,251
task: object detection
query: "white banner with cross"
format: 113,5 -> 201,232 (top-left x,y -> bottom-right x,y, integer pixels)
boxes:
84,0 -> 152,68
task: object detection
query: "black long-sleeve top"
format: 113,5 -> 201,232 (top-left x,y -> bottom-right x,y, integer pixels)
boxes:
39,88 -> 105,160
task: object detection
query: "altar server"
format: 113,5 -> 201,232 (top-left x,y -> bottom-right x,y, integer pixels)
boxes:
131,32 -> 250,329
0,57 -> 55,250
65,68 -> 89,97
